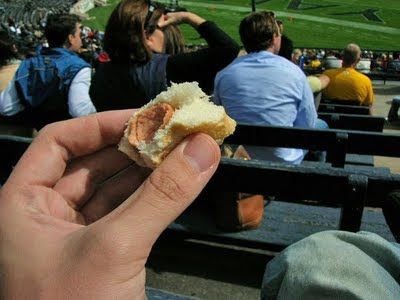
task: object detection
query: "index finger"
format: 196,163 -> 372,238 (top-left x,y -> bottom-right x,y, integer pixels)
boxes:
8,110 -> 134,187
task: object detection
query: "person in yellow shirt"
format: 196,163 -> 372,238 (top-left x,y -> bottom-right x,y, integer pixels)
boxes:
322,43 -> 374,114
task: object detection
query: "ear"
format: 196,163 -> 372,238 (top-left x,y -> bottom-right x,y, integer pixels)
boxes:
65,33 -> 74,47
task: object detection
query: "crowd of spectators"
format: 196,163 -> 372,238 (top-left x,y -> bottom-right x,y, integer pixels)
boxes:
294,47 -> 400,75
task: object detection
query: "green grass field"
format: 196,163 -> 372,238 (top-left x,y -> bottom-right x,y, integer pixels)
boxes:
84,0 -> 400,50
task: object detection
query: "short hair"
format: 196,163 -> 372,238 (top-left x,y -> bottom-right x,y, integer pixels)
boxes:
342,43 -> 361,66
0,30 -> 17,66
45,14 -> 80,48
103,0 -> 164,64
239,11 -> 279,53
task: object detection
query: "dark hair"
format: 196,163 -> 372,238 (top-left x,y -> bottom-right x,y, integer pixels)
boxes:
0,30 -> 17,66
393,51 -> 400,60
45,14 -> 80,48
164,25 -> 185,55
239,11 -> 279,53
103,0 -> 163,64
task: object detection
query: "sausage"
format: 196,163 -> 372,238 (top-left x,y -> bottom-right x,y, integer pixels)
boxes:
128,103 -> 175,146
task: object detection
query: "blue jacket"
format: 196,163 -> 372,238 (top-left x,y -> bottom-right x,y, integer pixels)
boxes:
12,46 -> 89,129
15,46 -> 90,107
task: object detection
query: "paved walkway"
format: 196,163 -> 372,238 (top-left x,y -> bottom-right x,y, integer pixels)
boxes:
371,80 -> 400,173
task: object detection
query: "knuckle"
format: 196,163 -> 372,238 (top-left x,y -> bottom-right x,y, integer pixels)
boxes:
146,169 -> 188,204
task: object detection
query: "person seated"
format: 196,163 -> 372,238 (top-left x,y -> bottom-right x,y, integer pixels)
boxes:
0,30 -> 20,94
89,0 -> 240,111
0,14 -> 96,130
322,43 -> 375,115
387,96 -> 400,123
213,11 -> 327,164
309,55 -> 321,69
387,51 -> 400,73
321,49 -> 342,70
276,20 -> 293,61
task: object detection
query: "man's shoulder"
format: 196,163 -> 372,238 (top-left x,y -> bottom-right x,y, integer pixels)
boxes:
323,68 -> 341,76
352,69 -> 371,82
216,55 -> 247,77
275,56 -> 306,79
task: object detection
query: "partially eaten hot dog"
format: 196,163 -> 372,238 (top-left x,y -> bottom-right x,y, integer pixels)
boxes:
119,82 -> 236,169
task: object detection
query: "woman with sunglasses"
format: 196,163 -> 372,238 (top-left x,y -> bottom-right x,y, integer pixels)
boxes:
90,0 -> 240,111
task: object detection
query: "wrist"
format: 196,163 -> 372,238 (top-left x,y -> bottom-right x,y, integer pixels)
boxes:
183,12 -> 206,28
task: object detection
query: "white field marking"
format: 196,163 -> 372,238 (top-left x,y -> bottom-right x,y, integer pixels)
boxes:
164,1 -> 400,35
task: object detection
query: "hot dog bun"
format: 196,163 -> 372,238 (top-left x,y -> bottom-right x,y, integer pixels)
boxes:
119,82 -> 236,169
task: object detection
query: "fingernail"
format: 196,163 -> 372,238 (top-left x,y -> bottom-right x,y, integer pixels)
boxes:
183,134 -> 218,172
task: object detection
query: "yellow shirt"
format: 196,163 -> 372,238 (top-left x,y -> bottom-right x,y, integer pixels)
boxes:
322,67 -> 374,106
310,59 -> 321,68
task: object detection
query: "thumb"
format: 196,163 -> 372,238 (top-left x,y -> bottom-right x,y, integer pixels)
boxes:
94,133 -> 220,252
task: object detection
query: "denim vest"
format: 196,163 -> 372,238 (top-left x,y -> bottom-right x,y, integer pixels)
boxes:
90,53 -> 169,112
15,46 -> 90,107
129,53 -> 169,101
12,47 -> 89,129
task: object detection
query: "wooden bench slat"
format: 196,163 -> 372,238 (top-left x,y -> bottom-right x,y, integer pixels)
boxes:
318,103 -> 369,115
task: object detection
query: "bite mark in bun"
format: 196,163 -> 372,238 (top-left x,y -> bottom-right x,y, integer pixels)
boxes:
119,82 -> 236,169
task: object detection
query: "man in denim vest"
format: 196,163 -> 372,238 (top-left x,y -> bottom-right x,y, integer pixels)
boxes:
0,14 -> 96,130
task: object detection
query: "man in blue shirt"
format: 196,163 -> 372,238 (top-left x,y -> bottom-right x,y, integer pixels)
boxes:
214,11 -> 323,164
0,14 -> 96,130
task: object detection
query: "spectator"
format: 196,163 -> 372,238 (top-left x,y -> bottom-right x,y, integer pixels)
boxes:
292,48 -> 305,70
213,11 -> 327,164
322,43 -> 375,114
356,50 -> 372,74
277,20 -> 293,61
0,30 -> 20,93
387,51 -> 400,73
90,0 -> 239,111
0,30 -> 32,136
321,49 -> 342,70
0,14 -> 96,130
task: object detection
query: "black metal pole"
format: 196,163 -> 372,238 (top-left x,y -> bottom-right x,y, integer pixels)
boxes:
251,0 -> 256,12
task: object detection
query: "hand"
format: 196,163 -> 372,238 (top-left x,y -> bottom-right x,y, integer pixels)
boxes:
0,110 -> 220,299
159,11 -> 205,29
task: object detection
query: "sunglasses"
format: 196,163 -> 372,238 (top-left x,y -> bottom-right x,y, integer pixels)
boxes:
144,0 -> 164,29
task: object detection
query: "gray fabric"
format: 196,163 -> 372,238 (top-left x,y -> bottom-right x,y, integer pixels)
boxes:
261,230 -> 400,299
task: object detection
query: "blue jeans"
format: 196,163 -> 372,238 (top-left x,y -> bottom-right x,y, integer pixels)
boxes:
261,231 -> 400,299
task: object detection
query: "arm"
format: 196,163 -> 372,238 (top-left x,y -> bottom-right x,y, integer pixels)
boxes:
165,15 -> 240,92
68,67 -> 97,117
294,76 -> 318,128
315,74 -> 330,90
363,79 -> 375,115
0,75 -> 25,116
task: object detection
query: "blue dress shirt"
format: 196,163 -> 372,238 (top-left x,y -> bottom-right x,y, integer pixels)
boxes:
214,51 -> 317,164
